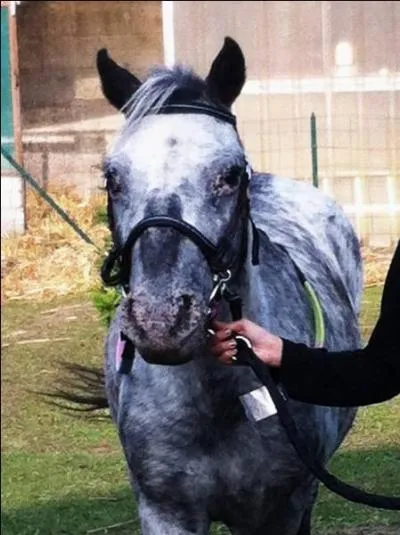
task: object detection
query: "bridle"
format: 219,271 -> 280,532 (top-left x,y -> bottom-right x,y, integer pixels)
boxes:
100,101 -> 399,511
101,102 -> 260,296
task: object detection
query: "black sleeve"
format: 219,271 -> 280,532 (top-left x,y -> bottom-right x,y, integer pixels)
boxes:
278,241 -> 400,407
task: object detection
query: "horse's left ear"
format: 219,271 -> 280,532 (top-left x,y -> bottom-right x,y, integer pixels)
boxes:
206,37 -> 246,108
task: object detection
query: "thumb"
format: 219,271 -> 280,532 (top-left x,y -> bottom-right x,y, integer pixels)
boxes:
228,319 -> 248,335
211,320 -> 232,332
211,319 -> 246,335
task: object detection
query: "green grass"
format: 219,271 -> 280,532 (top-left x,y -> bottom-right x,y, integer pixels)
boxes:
1,288 -> 399,534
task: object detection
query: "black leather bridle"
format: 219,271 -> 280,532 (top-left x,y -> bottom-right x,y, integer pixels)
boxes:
101,102 -> 260,294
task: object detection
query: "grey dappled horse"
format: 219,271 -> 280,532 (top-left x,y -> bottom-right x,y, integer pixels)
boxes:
97,38 -> 362,534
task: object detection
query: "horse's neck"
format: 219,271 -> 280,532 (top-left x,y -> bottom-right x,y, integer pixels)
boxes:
237,229 -> 314,346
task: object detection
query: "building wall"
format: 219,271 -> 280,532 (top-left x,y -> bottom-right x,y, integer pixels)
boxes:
15,1 -> 399,246
18,1 -> 163,196
172,1 -> 400,247
173,1 -> 399,78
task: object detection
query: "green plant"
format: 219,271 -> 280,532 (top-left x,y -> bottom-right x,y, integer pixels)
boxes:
90,206 -> 121,327
94,205 -> 108,226
91,285 -> 121,327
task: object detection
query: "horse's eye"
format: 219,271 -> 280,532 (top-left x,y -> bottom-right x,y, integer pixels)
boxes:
224,166 -> 243,187
104,167 -> 122,195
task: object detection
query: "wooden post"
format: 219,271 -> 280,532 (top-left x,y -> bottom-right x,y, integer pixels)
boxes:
8,3 -> 23,167
8,2 -> 25,229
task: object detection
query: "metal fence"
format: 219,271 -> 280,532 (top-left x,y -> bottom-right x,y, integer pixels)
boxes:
3,112 -> 399,247
237,113 -> 399,248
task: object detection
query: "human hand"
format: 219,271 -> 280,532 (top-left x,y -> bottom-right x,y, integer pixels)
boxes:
209,319 -> 283,367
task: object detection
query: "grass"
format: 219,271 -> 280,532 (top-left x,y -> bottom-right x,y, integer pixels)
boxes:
1,288 -> 399,535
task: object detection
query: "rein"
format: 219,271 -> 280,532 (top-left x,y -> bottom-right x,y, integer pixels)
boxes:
102,101 -> 399,511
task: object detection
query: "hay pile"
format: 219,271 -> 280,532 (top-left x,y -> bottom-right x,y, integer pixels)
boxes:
2,187 -> 109,301
1,186 -> 394,301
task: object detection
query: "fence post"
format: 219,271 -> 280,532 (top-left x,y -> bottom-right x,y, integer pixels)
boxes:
310,113 -> 319,188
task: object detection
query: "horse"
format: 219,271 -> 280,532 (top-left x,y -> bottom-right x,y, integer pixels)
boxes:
77,37 -> 363,534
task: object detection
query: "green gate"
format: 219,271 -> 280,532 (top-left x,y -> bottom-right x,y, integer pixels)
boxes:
1,4 -> 26,234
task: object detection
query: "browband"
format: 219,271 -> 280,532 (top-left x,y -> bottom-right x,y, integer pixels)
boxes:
156,103 -> 237,127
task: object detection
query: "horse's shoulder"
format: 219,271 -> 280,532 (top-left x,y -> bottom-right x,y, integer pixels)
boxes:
250,172 -> 363,312
250,172 -> 353,245
251,173 -> 339,217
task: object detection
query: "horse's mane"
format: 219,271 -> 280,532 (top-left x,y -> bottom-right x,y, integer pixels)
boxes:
122,65 -> 208,131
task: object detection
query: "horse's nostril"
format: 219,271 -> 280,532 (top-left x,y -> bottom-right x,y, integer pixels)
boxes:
181,294 -> 193,311
168,294 -> 194,337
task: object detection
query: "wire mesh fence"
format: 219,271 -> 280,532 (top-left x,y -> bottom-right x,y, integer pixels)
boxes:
237,113 -> 399,248
3,110 -> 399,249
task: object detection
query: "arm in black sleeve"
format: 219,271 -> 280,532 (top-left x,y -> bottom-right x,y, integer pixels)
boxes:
279,241 -> 400,407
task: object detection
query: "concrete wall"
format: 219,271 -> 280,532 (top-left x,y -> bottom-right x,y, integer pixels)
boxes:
1,172 -> 25,234
173,1 -> 400,78
17,1 -> 163,196
14,1 -> 399,246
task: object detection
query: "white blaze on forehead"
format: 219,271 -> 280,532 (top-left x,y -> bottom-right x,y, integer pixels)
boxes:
111,114 -> 244,193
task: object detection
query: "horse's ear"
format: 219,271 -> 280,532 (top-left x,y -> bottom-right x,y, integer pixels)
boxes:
206,37 -> 246,108
96,49 -> 141,112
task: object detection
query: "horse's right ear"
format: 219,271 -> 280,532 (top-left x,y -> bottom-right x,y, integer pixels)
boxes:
96,49 -> 141,112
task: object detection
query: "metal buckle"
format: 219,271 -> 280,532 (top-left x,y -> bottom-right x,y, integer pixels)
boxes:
208,269 -> 231,304
206,270 -> 232,322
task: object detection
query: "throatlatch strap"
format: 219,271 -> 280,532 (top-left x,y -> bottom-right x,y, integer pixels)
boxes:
118,333 -> 136,375
249,216 -> 260,266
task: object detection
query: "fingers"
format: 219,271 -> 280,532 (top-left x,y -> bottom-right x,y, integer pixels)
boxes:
211,319 -> 247,337
209,319 -> 248,356
211,328 -> 233,343
210,338 -> 237,357
213,345 -> 238,365
211,320 -> 231,334
208,327 -> 237,365
209,319 -> 254,367
218,349 -> 237,365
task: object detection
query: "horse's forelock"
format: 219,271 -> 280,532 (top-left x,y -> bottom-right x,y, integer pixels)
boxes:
121,66 -> 207,134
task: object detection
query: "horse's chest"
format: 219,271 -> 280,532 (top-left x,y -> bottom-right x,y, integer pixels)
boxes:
119,388 -> 305,515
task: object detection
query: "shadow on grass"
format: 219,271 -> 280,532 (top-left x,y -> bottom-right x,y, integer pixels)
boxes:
2,488 -> 136,535
2,448 -> 399,535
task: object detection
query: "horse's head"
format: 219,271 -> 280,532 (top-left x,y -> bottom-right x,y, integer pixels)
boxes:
98,37 -> 250,365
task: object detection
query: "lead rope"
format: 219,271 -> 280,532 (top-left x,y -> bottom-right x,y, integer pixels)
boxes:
232,333 -> 400,510
222,261 -> 399,510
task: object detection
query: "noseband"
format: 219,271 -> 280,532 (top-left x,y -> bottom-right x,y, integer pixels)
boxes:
101,102 -> 260,293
